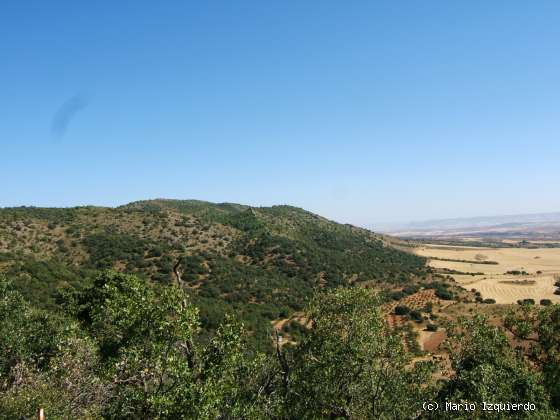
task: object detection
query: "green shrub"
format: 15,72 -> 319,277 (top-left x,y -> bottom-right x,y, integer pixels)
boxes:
394,305 -> 410,315
409,310 -> 422,322
517,298 -> 535,306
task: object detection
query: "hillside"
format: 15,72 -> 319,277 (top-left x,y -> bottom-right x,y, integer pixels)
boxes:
0,199 -> 426,348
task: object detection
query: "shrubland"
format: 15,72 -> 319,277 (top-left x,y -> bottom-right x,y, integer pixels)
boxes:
1,200 -> 559,417
2,274 -> 559,418
0,200 -> 427,350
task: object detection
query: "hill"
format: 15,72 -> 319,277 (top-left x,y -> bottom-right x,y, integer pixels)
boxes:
3,201 -> 560,418
0,199 -> 427,349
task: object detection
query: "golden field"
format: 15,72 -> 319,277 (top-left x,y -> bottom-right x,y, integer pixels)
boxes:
415,245 -> 560,304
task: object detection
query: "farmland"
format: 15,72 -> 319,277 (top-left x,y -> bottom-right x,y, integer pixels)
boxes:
415,244 -> 560,304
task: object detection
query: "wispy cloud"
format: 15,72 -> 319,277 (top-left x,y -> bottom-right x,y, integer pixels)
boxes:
51,94 -> 88,137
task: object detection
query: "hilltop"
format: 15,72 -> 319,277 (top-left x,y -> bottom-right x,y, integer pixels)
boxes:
0,199 -> 427,348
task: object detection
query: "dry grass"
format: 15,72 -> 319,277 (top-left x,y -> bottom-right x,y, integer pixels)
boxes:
416,245 -> 560,303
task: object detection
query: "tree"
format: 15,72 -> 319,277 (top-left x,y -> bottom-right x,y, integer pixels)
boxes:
394,304 -> 410,315
0,277 -> 72,381
436,315 -> 555,419
72,271 -> 267,418
0,336 -> 110,418
505,304 -> 560,411
282,288 -> 435,419
3,272 -> 272,419
0,278 -> 108,418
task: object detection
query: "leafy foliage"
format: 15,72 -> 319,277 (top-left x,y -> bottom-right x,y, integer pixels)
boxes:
435,315 -> 556,419
1,276 -> 439,418
0,200 -> 427,350
283,288 -> 435,418
2,273 -> 559,418
505,305 -> 560,410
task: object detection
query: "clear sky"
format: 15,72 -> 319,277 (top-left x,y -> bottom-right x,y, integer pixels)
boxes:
1,1 -> 559,226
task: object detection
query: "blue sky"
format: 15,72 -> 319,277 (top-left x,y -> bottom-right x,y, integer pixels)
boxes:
1,1 -> 559,226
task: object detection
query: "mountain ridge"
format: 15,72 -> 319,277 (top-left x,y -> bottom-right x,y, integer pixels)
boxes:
377,211 -> 560,239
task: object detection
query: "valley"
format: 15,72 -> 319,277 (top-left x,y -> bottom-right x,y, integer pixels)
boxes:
415,244 -> 560,304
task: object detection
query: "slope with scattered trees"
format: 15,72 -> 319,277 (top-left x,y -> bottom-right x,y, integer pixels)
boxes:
0,199 -> 427,349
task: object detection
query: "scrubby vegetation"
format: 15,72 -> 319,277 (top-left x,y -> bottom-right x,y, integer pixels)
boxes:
0,200 -> 427,350
429,256 -> 499,265
2,200 -> 559,417
506,270 -> 530,276
1,274 -> 559,418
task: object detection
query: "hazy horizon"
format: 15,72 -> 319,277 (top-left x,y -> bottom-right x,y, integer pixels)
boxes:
2,2 -> 559,226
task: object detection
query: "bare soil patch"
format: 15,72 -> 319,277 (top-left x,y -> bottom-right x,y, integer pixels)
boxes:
418,330 -> 446,352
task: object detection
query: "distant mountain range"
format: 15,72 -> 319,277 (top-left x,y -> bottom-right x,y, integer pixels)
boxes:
376,212 -> 560,239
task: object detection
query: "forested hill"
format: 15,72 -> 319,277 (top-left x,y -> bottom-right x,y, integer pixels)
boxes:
0,199 -> 426,347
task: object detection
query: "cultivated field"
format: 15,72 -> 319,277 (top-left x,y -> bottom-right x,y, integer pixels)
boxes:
415,245 -> 560,304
